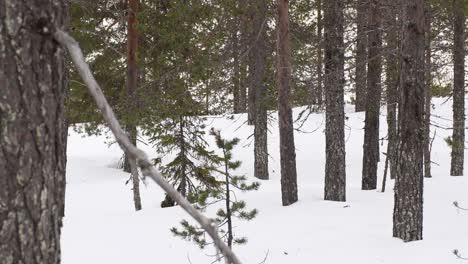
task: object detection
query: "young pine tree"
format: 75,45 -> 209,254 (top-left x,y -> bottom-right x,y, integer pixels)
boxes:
171,129 -> 259,249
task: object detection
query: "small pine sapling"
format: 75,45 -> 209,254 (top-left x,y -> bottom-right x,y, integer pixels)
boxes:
171,128 -> 259,250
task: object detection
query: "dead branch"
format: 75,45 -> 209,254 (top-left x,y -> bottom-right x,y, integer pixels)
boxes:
54,29 -> 242,264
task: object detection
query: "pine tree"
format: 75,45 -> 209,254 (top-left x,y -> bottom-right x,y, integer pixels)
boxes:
0,1 -> 68,262
362,0 -> 382,190
450,0 -> 465,176
172,129 -> 259,250
393,0 -> 425,242
355,0 -> 368,112
424,2 -> 433,178
324,0 -> 346,201
123,0 -> 142,211
313,0 -> 324,106
277,0 -> 299,206
383,0 -> 399,180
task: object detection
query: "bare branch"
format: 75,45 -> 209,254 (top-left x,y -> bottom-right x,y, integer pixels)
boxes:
54,29 -> 242,264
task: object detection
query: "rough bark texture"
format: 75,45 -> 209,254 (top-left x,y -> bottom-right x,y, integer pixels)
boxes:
384,1 -> 399,180
252,0 -> 269,180
450,0 -> 465,176
424,5 -> 432,178
324,0 -> 346,202
0,1 -> 68,263
361,0 -> 382,190
355,0 -> 367,112
123,0 -> 142,210
393,0 -> 425,242
276,0 -> 298,206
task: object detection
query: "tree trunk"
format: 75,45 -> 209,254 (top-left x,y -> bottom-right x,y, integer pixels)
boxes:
251,0 -> 269,180
313,0 -> 323,106
124,0 -> 142,211
247,2 -> 256,126
0,1 -> 68,263
232,11 -> 241,114
355,0 -> 367,112
362,0 -> 382,190
393,0 -> 425,242
324,0 -> 346,201
384,1 -> 399,180
450,0 -> 465,176
423,4 -> 432,178
276,0 -> 298,206
238,0 -> 248,113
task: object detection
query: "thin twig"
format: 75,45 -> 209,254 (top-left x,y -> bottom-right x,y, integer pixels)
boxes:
54,29 -> 242,264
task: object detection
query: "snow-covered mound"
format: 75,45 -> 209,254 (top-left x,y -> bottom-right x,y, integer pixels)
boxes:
62,97 -> 468,264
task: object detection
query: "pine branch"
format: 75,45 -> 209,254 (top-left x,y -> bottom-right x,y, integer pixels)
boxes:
54,29 -> 242,264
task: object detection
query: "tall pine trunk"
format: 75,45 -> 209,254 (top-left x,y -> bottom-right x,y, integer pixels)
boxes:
424,4 -> 432,178
324,0 -> 346,202
450,0 -> 465,176
251,0 -> 269,180
384,1 -> 399,180
355,0 -> 367,112
362,0 -> 382,190
313,0 -> 323,106
124,0 -> 142,210
232,9 -> 241,114
0,1 -> 68,262
393,0 -> 425,242
276,0 -> 298,206
238,0 -> 248,113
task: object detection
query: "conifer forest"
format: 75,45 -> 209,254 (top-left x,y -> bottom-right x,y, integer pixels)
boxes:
1,0 -> 468,263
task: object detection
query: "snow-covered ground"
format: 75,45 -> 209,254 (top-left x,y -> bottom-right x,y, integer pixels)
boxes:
62,98 -> 468,264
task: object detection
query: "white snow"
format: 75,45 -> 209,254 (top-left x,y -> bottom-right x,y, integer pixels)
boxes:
62,97 -> 468,264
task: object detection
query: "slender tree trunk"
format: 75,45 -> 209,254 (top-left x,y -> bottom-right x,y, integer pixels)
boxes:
384,1 -> 399,180
450,0 -> 465,176
238,0 -> 248,113
251,0 -> 269,180
424,5 -> 432,178
276,0 -> 298,206
247,2 -> 256,126
0,1 -> 68,262
324,0 -> 346,201
313,0 -> 323,106
124,0 -> 142,210
393,0 -> 425,242
232,12 -> 241,114
362,0 -> 382,190
355,0 -> 367,112
224,150 -> 233,248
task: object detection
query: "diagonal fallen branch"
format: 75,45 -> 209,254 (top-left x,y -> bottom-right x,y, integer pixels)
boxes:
54,29 -> 242,264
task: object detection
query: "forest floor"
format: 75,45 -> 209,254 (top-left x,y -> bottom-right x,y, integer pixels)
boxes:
62,97 -> 468,264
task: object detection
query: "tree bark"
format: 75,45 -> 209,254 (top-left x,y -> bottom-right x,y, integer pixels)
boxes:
123,0 -> 142,210
313,0 -> 323,106
232,10 -> 241,114
450,0 -> 465,176
251,0 -> 269,180
362,0 -> 382,190
276,0 -> 298,206
424,4 -> 432,178
393,0 -> 425,242
238,0 -> 248,113
355,0 -> 367,112
384,1 -> 399,180
324,0 -> 346,201
0,1 -> 68,263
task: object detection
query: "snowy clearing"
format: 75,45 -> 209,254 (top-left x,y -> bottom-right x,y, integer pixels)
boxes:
62,97 -> 468,264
